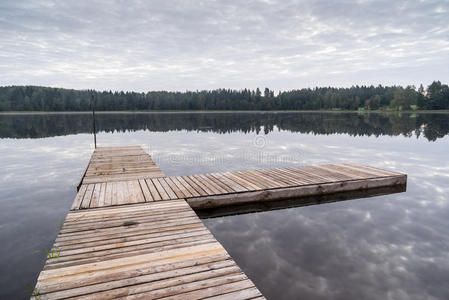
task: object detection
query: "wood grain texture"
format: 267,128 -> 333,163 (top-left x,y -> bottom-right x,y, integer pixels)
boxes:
72,147 -> 406,210
33,200 -> 264,300
80,146 -> 165,185
36,146 -> 408,299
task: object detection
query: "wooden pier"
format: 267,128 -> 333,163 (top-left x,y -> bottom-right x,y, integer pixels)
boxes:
79,146 -> 165,185
33,146 -> 406,299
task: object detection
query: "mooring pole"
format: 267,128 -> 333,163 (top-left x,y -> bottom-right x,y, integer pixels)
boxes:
91,93 -> 97,149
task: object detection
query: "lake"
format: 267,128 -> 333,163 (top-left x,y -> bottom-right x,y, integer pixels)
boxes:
1,111 -> 448,299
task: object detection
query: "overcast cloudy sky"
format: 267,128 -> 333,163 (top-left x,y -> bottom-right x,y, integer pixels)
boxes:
0,0 -> 448,92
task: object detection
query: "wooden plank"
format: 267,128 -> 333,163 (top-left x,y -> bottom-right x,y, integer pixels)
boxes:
135,276 -> 253,300
146,179 -> 163,201
38,259 -> 236,299
39,243 -> 221,280
164,177 -> 187,198
182,175 -> 209,196
85,165 -> 161,175
286,167 -> 330,183
97,182 -> 107,207
133,180 -> 145,203
171,176 -> 194,198
192,174 -> 220,194
60,212 -> 198,234
317,164 -> 367,179
80,184 -> 94,209
271,168 -> 312,185
63,205 -> 195,224
34,200 -> 263,299
62,205 -> 191,225
234,171 -> 271,189
203,174 -> 230,194
239,170 -> 276,188
297,166 -> 346,181
265,168 -> 305,185
61,209 -> 197,230
59,211 -> 198,234
253,170 -> 290,188
224,172 -> 262,190
61,208 -> 193,228
61,207 -> 200,229
204,287 -> 264,300
139,179 -> 153,202
55,223 -> 204,252
342,163 -> 400,176
125,180 -> 136,204
71,185 -> 87,210
54,226 -> 207,251
47,267 -> 244,299
89,183 -> 102,208
65,200 -> 186,216
116,181 -> 126,205
85,167 -> 163,175
257,169 -> 298,186
55,219 -> 203,246
48,235 -> 216,267
274,168 -> 317,184
213,172 -> 248,193
111,182 -> 118,206
176,176 -> 201,197
307,165 -> 354,181
82,172 -> 165,185
156,178 -> 178,200
52,228 -> 212,257
242,170 -> 284,188
127,180 -> 138,204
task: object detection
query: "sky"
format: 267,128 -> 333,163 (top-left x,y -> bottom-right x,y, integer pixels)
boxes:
0,0 -> 448,92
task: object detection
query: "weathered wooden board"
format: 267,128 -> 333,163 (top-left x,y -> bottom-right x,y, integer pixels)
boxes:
186,170 -> 406,210
73,163 -> 406,210
79,146 -> 165,186
35,146 -> 408,299
33,200 -> 264,300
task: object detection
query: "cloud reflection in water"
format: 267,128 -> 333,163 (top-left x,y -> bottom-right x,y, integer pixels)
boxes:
0,112 -> 448,299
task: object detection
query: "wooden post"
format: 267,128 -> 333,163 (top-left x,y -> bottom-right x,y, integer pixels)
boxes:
91,93 -> 97,149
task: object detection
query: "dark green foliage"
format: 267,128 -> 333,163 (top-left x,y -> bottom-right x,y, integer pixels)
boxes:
1,112 -> 448,142
0,82 -> 448,111
390,86 -> 418,110
421,81 -> 449,110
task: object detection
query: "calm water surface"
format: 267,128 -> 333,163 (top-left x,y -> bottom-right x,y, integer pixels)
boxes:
0,112 -> 448,299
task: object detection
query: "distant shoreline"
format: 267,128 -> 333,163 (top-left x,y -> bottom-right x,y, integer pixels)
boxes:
1,110 -> 449,115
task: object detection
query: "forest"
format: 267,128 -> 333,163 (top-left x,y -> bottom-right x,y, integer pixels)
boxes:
1,112 -> 447,142
0,81 -> 448,111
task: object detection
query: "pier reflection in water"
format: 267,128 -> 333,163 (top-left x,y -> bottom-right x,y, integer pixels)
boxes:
196,184 -> 407,219
0,111 -> 448,299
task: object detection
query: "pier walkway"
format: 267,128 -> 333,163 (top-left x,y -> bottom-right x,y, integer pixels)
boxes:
33,146 -> 406,299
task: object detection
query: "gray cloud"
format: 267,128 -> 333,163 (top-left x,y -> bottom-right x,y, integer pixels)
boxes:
0,0 -> 448,91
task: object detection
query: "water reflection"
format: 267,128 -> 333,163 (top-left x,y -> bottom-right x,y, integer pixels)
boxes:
196,184 -> 407,219
1,112 -> 449,141
203,187 -> 449,300
0,112 -> 448,299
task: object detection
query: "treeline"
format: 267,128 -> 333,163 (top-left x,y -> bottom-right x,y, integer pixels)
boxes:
1,112 -> 448,142
0,81 -> 448,111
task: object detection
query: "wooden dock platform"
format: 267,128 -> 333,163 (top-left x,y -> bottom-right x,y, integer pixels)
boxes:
33,146 -> 406,299
34,200 -> 262,299
73,147 -> 406,211
80,146 -> 165,185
